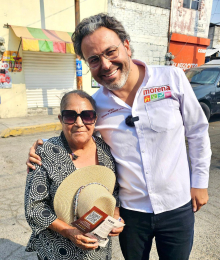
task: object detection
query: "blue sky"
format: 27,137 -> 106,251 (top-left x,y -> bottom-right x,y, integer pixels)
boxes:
211,0 -> 220,24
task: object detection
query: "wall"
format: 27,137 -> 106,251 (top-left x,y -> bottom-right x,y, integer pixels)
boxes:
108,0 -> 170,65
208,26 -> 215,48
212,26 -> 220,48
125,0 -> 171,9
170,0 -> 213,38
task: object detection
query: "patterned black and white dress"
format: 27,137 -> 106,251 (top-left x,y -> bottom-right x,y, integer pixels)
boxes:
25,133 -> 120,260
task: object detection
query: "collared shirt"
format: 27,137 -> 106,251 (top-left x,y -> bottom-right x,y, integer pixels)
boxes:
93,59 -> 211,214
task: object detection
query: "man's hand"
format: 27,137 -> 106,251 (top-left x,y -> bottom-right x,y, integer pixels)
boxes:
26,139 -> 43,173
109,207 -> 124,237
191,188 -> 209,212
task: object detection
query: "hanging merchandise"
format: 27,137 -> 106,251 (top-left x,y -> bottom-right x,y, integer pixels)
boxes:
2,51 -> 11,61
0,62 -> 12,88
2,51 -> 22,72
10,51 -> 22,72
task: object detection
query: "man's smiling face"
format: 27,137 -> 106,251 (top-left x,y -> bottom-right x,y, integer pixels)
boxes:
81,27 -> 132,91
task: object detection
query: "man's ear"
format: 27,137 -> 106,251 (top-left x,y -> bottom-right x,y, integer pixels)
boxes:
123,39 -> 132,57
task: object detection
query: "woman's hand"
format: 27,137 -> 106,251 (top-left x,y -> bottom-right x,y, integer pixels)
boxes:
65,228 -> 99,250
26,139 -> 43,172
109,207 -> 125,237
49,218 -> 99,250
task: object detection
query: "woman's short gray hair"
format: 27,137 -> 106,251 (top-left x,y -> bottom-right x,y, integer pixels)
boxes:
60,90 -> 96,113
72,13 -> 132,60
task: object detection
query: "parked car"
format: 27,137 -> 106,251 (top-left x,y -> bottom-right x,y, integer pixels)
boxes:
185,64 -> 220,121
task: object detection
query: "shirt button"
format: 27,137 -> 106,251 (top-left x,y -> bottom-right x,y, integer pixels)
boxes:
142,150 -> 145,153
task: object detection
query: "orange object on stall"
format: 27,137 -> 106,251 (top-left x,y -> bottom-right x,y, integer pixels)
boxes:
169,33 -> 210,70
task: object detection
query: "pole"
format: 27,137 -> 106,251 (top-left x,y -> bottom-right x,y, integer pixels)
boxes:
167,0 -> 173,53
75,0 -> 82,90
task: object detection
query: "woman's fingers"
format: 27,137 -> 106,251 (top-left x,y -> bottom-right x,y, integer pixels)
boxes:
80,235 -> 98,244
78,240 -> 99,250
69,230 -> 99,250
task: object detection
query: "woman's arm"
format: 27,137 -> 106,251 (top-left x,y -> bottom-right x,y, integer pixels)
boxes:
25,145 -> 99,250
49,219 -> 99,250
25,164 -> 57,235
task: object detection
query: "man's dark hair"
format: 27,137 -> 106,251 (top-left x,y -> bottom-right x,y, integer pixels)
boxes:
60,90 -> 96,113
72,13 -> 132,60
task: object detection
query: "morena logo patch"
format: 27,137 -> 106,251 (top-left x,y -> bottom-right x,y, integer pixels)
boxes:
143,85 -> 171,95
144,86 -> 171,103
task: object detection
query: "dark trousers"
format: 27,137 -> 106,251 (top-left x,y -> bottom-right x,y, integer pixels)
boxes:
119,201 -> 194,260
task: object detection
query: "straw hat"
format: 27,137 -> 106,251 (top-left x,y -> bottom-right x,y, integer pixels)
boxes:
54,165 -> 116,225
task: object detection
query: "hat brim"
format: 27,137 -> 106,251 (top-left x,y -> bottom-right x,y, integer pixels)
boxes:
54,165 -> 116,225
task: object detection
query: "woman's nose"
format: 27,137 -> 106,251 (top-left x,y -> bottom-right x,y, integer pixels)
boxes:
74,115 -> 84,126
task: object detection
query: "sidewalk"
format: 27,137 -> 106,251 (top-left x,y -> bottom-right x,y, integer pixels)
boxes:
0,115 -> 62,138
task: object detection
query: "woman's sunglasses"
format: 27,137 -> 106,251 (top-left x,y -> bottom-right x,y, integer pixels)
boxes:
61,110 -> 97,125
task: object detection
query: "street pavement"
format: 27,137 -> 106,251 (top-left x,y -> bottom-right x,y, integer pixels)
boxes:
0,114 -> 220,260
0,115 -> 61,138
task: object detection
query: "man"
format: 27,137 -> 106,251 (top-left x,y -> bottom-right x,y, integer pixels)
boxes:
27,13 -> 211,260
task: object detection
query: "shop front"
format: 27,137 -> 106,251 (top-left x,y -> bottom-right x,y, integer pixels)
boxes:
10,26 -> 76,113
169,33 -> 210,70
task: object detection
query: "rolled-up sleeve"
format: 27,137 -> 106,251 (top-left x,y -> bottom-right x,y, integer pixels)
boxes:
177,68 -> 212,188
25,160 -> 57,236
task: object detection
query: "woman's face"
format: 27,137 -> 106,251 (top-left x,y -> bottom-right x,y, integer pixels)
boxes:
59,94 -> 96,148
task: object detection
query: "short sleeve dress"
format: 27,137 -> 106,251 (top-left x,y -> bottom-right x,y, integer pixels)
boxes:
24,132 -> 120,260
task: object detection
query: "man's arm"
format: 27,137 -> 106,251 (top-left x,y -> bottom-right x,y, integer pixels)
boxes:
109,207 -> 124,237
177,68 -> 211,212
26,139 -> 43,172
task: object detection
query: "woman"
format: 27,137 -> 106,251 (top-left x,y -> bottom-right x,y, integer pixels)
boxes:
25,90 -> 123,260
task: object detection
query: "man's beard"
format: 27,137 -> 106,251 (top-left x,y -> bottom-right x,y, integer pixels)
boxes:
102,68 -> 129,91
101,57 -> 130,91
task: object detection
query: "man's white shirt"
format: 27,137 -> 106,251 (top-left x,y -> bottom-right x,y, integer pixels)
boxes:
93,60 -> 211,214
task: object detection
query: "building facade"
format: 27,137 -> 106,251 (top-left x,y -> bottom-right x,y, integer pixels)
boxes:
209,23 -> 220,48
0,0 -> 107,118
107,0 -> 213,70
206,23 -> 220,61
169,0 -> 213,70
108,0 -> 171,65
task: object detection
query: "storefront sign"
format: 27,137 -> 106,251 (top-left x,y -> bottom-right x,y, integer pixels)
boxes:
172,62 -> 198,71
